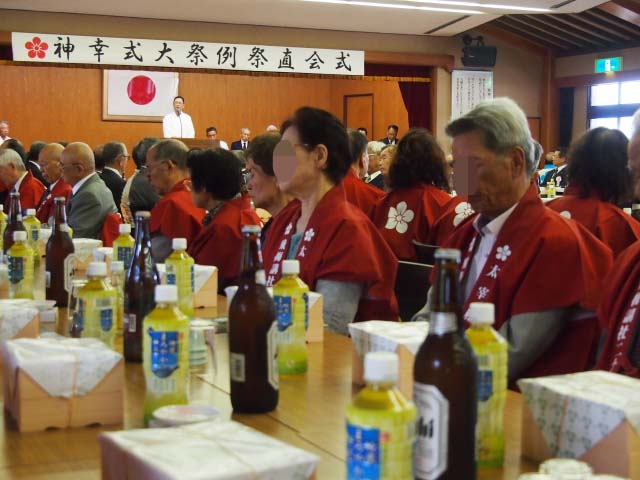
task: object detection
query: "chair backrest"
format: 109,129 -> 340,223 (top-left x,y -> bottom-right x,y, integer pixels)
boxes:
394,261 -> 433,322
101,212 -> 123,247
412,240 -> 439,265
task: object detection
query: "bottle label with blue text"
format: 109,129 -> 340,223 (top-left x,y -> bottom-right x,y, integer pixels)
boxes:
275,295 -> 292,332
347,423 -> 380,480
117,246 -> 133,269
148,328 -> 180,378
414,382 -> 449,479
96,297 -> 114,332
8,256 -> 24,284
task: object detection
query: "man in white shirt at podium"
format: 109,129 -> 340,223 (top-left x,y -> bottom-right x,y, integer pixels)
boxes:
162,96 -> 195,139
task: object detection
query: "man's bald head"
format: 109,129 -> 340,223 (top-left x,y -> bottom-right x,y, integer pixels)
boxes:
39,143 -> 65,184
61,142 -> 96,186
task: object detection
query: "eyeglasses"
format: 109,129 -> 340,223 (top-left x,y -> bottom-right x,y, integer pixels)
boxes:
58,162 -> 81,170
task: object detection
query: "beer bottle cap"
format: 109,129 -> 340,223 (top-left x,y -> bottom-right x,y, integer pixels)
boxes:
87,262 -> 107,277
467,302 -> 495,325
119,224 -> 131,234
26,209 -> 36,217
282,260 -> 300,275
172,238 -> 187,250
434,248 -> 461,262
241,225 -> 261,234
364,351 -> 398,384
13,231 -> 27,242
111,261 -> 124,272
135,211 -> 151,219
156,285 -> 178,303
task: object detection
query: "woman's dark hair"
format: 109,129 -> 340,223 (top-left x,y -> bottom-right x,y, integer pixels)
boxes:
387,128 -> 450,192
348,129 -> 368,165
27,141 -> 47,162
280,107 -> 351,185
187,148 -> 243,201
567,127 -> 631,205
246,132 -> 281,176
132,137 -> 158,169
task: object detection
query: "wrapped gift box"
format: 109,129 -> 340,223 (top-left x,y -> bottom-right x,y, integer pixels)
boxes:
0,301 -> 41,368
99,419 -> 319,479
349,320 -> 428,399
157,264 -> 218,309
70,239 -> 103,280
306,292 -> 323,343
2,337 -> 123,432
518,371 -> 640,479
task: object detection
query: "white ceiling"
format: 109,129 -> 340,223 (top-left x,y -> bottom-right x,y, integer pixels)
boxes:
0,0 -> 609,36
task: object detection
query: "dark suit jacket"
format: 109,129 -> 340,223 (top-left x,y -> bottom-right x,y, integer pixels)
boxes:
543,166 -> 568,189
231,140 -> 250,151
366,171 -> 385,190
379,138 -> 397,145
28,161 -> 49,188
129,166 -> 161,216
68,173 -> 118,239
100,168 -> 126,213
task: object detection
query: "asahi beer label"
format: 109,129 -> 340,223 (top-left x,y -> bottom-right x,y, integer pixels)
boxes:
229,352 -> 246,383
267,321 -> 279,390
414,382 -> 449,479
63,253 -> 77,293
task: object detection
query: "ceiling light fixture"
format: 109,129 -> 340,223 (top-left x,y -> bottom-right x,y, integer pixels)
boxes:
302,0 -> 483,15
403,0 -> 550,12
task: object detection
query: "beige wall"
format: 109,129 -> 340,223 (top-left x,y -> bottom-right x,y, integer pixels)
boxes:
0,9 -> 544,147
556,46 -> 640,78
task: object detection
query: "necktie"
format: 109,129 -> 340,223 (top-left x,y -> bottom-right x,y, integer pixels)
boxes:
36,187 -> 50,211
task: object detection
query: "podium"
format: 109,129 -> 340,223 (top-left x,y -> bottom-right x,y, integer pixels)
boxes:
173,138 -> 222,150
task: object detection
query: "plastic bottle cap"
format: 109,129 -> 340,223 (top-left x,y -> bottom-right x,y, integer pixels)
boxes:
87,262 -> 108,277
119,224 -> 131,234
364,351 -> 398,384
623,208 -> 632,215
110,261 -> 124,272
0,205 -> 3,212
13,231 -> 27,242
282,260 -> 300,275
172,238 -> 187,250
26,209 -> 36,216
155,285 -> 178,303
434,248 -> 461,262
633,203 -> 640,210
135,211 -> 151,219
241,225 -> 261,234
467,302 -> 495,325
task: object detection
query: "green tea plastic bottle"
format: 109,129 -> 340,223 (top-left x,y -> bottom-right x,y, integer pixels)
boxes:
0,204 -> 8,252
23,209 -> 41,263
347,351 -> 417,480
113,223 -> 135,270
7,230 -> 34,299
78,262 -> 117,348
165,238 -> 195,318
273,259 -> 309,374
143,285 -> 190,425
465,302 -> 508,469
110,260 -> 125,353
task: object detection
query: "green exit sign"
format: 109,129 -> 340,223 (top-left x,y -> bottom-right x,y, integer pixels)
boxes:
595,57 -> 623,73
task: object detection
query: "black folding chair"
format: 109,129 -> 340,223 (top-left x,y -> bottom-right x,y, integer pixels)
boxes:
394,261 -> 432,322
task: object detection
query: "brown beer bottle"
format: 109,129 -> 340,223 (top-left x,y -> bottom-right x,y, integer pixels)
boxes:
229,225 -> 278,413
123,211 -> 159,363
3,192 -> 26,254
413,248 -> 478,480
45,197 -> 75,307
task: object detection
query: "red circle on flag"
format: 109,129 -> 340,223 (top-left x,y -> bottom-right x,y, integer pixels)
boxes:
127,75 -> 156,105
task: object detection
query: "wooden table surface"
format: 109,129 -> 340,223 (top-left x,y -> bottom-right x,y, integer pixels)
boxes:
0,291 -> 538,479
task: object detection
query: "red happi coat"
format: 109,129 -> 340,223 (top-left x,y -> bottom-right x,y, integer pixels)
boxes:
36,179 -> 72,224
150,178 -> 205,246
445,184 -> 613,379
188,196 -> 261,286
262,184 -> 399,321
427,195 -> 476,246
547,186 -> 640,259
4,171 -> 46,212
342,169 -> 384,216
370,183 -> 452,261
596,241 -> 640,377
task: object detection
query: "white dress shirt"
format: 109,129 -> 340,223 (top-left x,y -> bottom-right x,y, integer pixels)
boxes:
464,203 -> 518,301
72,172 -> 97,196
12,171 -> 28,193
162,112 -> 195,138
218,140 -> 229,150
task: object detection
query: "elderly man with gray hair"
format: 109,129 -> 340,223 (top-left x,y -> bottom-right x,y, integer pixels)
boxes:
0,147 -> 45,211
365,140 -> 385,190
414,97 -> 613,384
596,107 -> 640,378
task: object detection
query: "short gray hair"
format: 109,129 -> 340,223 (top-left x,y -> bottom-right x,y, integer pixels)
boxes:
0,148 -> 25,170
367,141 -> 385,155
446,97 -> 535,177
151,139 -> 188,170
102,141 -> 127,166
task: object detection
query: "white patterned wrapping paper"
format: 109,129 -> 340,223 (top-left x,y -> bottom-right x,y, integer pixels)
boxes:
72,239 -> 103,262
156,264 -> 217,292
349,320 -> 429,356
3,337 -> 122,398
0,301 -> 39,341
518,371 -> 640,459
101,419 -> 319,479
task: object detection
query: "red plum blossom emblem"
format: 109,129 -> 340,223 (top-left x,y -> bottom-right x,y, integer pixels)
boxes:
25,37 -> 48,59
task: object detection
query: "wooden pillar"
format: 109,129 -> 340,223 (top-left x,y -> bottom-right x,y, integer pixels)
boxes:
541,51 -> 559,152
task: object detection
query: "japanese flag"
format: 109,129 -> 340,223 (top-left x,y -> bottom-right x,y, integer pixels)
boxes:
105,70 -> 178,119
